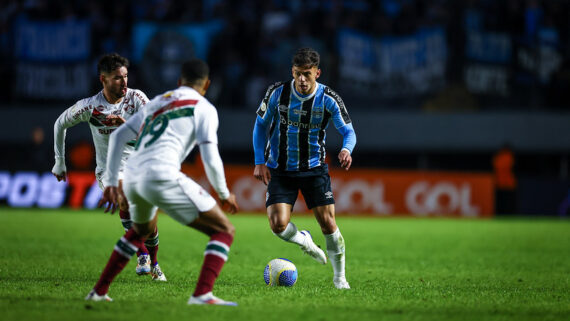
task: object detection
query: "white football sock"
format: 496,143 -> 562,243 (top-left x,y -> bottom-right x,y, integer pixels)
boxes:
325,228 -> 346,279
275,222 -> 306,246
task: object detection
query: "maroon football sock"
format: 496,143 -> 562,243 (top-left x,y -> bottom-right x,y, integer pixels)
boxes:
145,227 -> 159,265
193,232 -> 233,297
119,210 -> 148,256
93,229 -> 144,295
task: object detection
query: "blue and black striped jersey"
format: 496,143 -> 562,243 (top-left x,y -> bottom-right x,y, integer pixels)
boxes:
255,80 -> 353,171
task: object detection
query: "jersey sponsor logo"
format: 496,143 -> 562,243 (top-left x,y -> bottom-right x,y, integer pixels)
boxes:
280,117 -> 321,129
278,104 -> 289,112
324,86 -> 351,124
132,91 -> 148,104
98,128 -> 115,135
72,105 -> 91,120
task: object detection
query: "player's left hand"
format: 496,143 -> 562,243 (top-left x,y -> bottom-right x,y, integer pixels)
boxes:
98,186 -> 119,214
106,114 -> 126,127
221,193 -> 239,214
338,149 -> 352,171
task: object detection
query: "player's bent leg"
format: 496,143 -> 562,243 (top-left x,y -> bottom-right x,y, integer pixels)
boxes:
187,204 -> 236,305
117,184 -> 152,276
269,203 -> 326,264
87,228 -> 145,301
267,203 -> 293,234
133,218 -> 166,281
313,204 -> 350,289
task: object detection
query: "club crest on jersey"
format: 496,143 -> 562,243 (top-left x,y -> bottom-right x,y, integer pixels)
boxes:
123,103 -> 136,114
312,107 -> 323,118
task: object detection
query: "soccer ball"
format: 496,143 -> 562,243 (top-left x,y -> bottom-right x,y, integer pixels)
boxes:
264,258 -> 298,287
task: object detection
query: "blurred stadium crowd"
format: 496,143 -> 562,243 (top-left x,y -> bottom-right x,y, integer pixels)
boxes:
1,0 -> 569,110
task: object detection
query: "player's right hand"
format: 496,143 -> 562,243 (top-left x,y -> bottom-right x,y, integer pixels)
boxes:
52,171 -> 67,182
52,158 -> 67,182
98,186 -> 119,214
221,193 -> 239,214
253,164 -> 271,185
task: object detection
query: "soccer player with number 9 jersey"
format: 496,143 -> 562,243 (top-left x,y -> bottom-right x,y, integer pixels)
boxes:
87,59 -> 240,305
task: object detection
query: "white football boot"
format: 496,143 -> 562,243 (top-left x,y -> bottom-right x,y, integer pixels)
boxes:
333,277 -> 351,289
136,254 -> 151,275
188,292 -> 237,306
299,230 -> 327,264
151,263 -> 167,281
85,289 -> 113,302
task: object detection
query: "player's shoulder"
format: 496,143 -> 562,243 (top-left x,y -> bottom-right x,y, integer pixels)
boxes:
262,80 -> 288,104
69,93 -> 99,114
125,88 -> 149,104
265,80 -> 288,92
321,84 -> 346,107
322,84 -> 343,100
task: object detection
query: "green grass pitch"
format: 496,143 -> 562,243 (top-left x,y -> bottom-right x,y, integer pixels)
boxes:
0,208 -> 568,321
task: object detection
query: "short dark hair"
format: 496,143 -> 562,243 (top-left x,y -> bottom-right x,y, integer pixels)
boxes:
97,53 -> 129,75
180,59 -> 209,85
292,48 -> 320,68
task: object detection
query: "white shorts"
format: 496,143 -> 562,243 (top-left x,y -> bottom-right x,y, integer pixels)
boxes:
123,172 -> 217,225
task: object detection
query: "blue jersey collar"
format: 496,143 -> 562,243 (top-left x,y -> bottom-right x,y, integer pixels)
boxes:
291,80 -> 318,101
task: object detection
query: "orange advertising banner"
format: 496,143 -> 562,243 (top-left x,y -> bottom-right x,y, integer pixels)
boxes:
182,164 -> 494,217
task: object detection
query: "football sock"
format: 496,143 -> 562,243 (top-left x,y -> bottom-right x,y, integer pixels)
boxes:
193,232 -> 233,297
275,222 -> 306,246
325,228 -> 346,279
145,227 -> 159,265
119,210 -> 149,256
93,228 -> 144,295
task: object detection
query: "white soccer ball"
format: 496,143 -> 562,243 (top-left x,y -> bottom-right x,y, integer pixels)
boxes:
264,258 -> 298,287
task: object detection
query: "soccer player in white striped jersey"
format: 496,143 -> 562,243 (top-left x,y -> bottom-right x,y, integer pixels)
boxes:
86,59 -> 239,306
51,53 -> 165,280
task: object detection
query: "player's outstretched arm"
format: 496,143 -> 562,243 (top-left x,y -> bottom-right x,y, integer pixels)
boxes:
52,110 -> 72,182
52,103 -> 91,182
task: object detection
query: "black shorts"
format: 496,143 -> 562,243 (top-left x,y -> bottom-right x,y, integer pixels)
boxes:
266,167 -> 335,209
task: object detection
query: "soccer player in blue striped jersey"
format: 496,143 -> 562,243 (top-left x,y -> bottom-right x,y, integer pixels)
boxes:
253,48 -> 356,289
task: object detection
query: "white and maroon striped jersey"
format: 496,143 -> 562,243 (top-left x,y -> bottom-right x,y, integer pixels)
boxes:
53,89 -> 148,177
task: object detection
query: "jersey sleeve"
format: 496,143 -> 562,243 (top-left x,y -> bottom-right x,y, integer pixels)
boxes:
123,108 -> 146,134
324,87 -> 356,153
199,142 -> 230,200
255,82 -> 281,126
53,101 -> 93,160
195,102 -> 219,145
324,87 -> 352,129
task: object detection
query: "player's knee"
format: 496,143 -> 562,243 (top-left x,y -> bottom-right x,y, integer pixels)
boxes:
270,222 -> 287,234
223,222 -> 236,237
